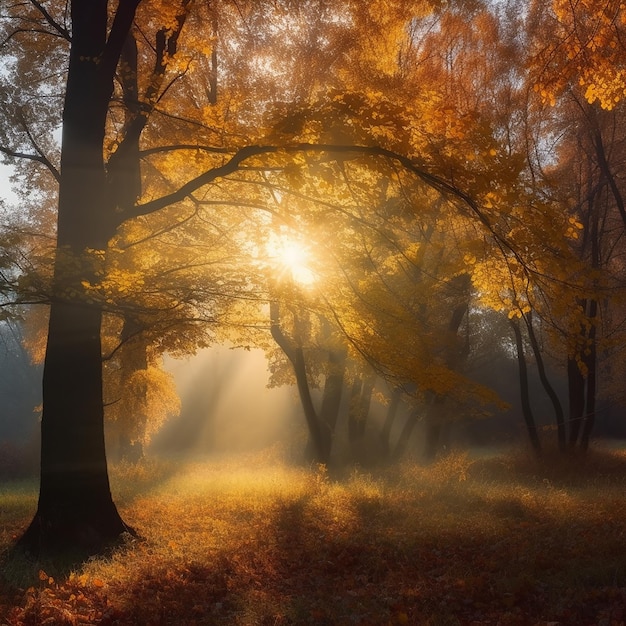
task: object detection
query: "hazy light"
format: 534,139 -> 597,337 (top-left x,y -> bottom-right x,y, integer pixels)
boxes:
267,233 -> 316,286
157,347 -> 302,455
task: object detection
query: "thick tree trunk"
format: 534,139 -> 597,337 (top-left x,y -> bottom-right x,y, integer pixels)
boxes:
19,0 -> 139,555
20,303 -> 130,554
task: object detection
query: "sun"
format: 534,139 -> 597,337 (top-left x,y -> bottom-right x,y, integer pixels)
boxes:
267,234 -> 316,286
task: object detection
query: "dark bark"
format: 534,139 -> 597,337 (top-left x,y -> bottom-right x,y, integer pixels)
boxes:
568,355 -> 586,446
510,318 -> 541,455
19,0 -> 141,556
270,301 -> 331,463
580,298 -> 598,450
319,346 -> 346,435
522,312 -> 565,450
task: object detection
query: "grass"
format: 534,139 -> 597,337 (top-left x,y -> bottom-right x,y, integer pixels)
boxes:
1,446 -> 626,625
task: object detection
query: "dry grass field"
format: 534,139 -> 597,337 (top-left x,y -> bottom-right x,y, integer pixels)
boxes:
1,447 -> 626,625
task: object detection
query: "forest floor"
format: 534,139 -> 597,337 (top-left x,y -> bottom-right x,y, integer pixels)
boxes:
1,446 -> 626,625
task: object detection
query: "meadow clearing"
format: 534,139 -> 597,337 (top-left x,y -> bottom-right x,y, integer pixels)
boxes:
1,447 -> 626,625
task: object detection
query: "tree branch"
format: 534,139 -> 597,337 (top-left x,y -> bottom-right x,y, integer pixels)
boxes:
100,0 -> 142,78
130,143 -> 496,233
1,27 -> 68,46
0,145 -> 61,183
27,0 -> 71,40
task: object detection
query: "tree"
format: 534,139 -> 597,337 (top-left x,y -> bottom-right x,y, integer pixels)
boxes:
528,2 -> 626,450
12,0 -> 143,554
8,0 -> 621,556
5,0 -> 462,552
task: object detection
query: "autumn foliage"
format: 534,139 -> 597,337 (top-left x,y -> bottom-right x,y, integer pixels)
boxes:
2,0 -> 626,565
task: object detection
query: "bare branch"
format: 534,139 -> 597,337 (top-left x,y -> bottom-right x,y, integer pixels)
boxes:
1,27 -> 68,46
27,0 -> 71,40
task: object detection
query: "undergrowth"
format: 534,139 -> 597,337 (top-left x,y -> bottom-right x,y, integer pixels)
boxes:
1,446 -> 626,625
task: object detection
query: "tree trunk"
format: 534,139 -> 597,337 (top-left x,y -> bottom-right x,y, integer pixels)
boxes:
270,301 -> 331,464
522,312 -> 564,450
510,318 -> 541,455
348,374 -> 375,463
580,299 -> 598,450
348,379 -> 364,442
293,345 -> 332,463
19,0 -> 139,555
567,355 -> 585,447
319,347 -> 346,435
379,387 -> 402,457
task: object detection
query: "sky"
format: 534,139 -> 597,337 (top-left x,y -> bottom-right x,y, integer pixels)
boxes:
0,163 -> 17,204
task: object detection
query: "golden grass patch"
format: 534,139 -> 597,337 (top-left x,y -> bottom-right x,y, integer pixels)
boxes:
1,448 -> 626,624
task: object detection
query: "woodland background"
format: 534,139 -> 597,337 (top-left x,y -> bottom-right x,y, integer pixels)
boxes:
1,1 -> 626,622
1,0 -> 626,469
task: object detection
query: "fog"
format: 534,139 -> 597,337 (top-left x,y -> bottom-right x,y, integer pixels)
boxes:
152,346 -> 305,457
2,330 -> 624,475
0,323 -> 41,445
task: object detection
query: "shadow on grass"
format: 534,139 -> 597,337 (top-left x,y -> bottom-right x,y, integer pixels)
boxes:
2,452 -> 626,625
466,445 -> 626,488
